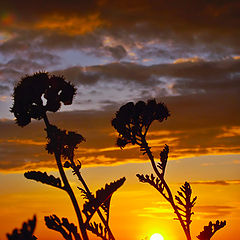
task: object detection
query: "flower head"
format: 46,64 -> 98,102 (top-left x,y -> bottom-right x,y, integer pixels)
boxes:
11,72 -> 76,127
112,99 -> 170,148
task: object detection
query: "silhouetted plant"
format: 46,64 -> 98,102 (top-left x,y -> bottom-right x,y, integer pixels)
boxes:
11,72 -> 126,240
112,100 -> 226,240
197,221 -> 226,240
6,215 -> 37,240
45,215 -> 81,240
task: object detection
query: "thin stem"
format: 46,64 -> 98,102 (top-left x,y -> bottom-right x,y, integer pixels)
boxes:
43,114 -> 88,240
141,136 -> 191,240
55,152 -> 88,240
71,158 -> 115,240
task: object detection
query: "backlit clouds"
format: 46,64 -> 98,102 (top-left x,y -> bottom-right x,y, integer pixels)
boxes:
0,101 -> 240,171
0,1 -> 239,170
1,0 -> 240,54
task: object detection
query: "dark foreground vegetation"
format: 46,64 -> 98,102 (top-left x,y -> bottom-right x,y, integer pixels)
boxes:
7,72 -> 226,240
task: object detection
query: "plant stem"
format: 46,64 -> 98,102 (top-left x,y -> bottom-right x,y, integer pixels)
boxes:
43,115 -> 88,240
71,160 -> 115,240
141,136 -> 191,240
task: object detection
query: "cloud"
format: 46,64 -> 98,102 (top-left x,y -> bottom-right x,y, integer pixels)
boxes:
0,97 -> 239,171
190,180 -> 240,186
0,0 -> 239,171
195,205 -> 235,218
51,58 -> 240,88
1,0 -> 239,59
104,45 -> 127,60
1,54 -> 240,169
0,84 -> 9,94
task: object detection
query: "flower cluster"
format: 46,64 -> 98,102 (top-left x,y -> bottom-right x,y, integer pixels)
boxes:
11,72 -> 76,126
46,125 -> 85,159
112,99 -> 170,148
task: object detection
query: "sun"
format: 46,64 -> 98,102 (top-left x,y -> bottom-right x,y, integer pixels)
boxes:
150,233 -> 164,240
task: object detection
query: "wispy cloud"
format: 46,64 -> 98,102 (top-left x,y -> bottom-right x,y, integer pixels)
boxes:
195,205 -> 236,218
190,180 -> 240,185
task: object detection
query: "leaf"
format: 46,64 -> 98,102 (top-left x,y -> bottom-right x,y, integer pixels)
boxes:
197,220 -> 226,240
24,171 -> 64,189
136,174 -> 167,199
86,222 -> 108,240
175,182 -> 197,228
157,145 -> 169,176
82,177 -> 126,223
6,215 -> 37,240
45,215 -> 81,240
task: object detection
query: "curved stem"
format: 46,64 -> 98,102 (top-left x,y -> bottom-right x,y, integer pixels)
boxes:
43,114 -> 88,240
141,136 -> 191,240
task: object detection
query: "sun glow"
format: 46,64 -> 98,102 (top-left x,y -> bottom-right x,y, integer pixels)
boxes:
150,233 -> 164,240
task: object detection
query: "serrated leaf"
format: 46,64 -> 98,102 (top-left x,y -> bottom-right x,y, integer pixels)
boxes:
87,222 -> 108,240
45,215 -> 81,240
24,171 -> 63,189
82,177 -> 126,222
7,215 -> 37,240
197,220 -> 226,240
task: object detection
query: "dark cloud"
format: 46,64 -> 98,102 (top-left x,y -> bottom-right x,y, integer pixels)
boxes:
104,45 -> 127,60
51,58 -> 240,88
0,92 -> 240,171
53,66 -> 99,86
0,56 -> 239,170
0,0 -> 239,170
1,0 -> 239,58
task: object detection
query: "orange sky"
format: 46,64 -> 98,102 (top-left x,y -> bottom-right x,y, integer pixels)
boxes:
0,1 -> 240,240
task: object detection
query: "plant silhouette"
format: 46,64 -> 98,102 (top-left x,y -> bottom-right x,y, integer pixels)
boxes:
112,99 -> 226,240
6,215 -> 37,240
10,72 -> 126,240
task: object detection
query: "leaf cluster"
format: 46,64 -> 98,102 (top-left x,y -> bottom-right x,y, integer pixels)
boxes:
45,215 -> 81,240
24,171 -> 63,189
6,216 -> 37,240
197,220 -> 226,240
86,222 -> 108,240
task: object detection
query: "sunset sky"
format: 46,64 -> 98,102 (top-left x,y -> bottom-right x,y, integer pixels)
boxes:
0,1 -> 240,240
